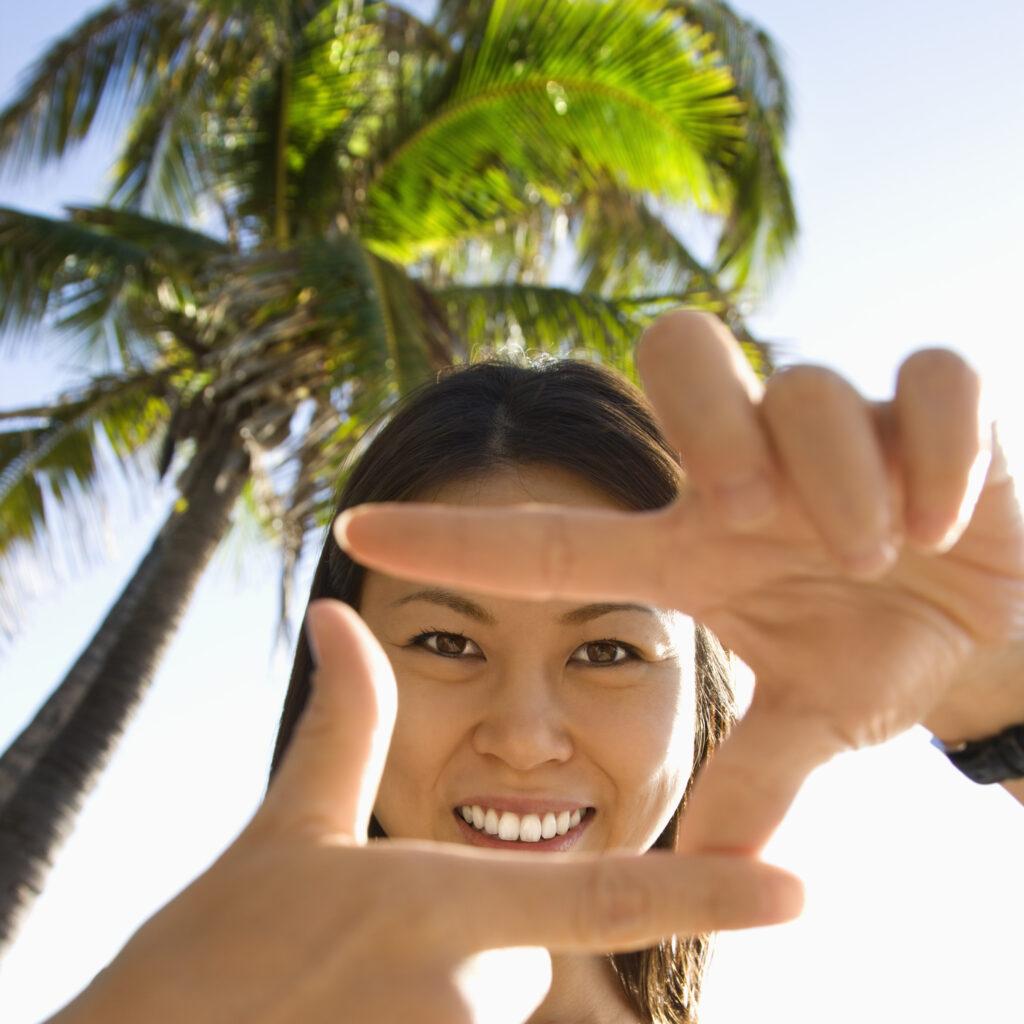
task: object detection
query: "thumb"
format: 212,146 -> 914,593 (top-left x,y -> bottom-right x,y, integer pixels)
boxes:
258,599 -> 397,843
674,697 -> 841,858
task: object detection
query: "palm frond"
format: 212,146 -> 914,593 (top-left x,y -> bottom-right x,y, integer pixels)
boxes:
568,182 -> 772,370
65,206 -> 228,265
0,206 -> 143,343
573,185 -> 723,296
709,121 -> 797,297
0,205 -> 227,367
224,0 -> 449,240
0,373 -> 171,640
361,0 -> 746,260
104,61 -> 215,223
436,281 -> 684,387
671,0 -> 791,135
365,254 -> 457,392
0,2 -> 199,177
281,2 -> 391,234
102,0 -> 306,223
666,0 -> 796,292
288,235 -> 454,397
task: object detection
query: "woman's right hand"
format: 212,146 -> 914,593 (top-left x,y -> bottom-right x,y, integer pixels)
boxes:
48,600 -> 802,1024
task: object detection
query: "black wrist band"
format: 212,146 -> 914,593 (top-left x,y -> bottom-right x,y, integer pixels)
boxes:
930,722 -> 1024,784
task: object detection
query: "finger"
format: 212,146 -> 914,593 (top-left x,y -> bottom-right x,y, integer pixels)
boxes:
426,845 -> 804,956
894,348 -> 991,552
762,365 -> 898,579
636,310 -> 780,530
257,600 -> 397,843
673,696 -> 843,858
334,501 -> 682,607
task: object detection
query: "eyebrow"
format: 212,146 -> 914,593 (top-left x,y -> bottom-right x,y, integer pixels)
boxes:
389,588 -> 657,626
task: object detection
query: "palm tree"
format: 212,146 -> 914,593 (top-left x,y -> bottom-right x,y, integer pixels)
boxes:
0,0 -> 795,954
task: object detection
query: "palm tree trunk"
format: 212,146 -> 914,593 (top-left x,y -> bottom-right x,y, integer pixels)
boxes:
0,424 -> 250,958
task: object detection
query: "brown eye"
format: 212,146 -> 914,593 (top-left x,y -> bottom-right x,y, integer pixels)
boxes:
435,634 -> 468,656
588,642 -> 620,664
409,632 -> 640,667
570,641 -> 639,666
410,631 -> 481,658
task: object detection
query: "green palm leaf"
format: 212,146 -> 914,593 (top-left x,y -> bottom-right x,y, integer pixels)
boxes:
102,0 -> 323,223
666,0 -> 796,291
0,373 -> 171,638
0,207 -> 144,345
0,205 -> 227,365
225,1 -> 448,240
0,0 -> 327,180
104,60 -> 215,223
361,0 -> 746,260
568,181 -> 771,371
436,281 -> 685,388
222,2 -> 391,239
0,2 -> 213,177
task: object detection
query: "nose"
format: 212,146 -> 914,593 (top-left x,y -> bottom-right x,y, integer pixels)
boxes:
471,676 -> 574,770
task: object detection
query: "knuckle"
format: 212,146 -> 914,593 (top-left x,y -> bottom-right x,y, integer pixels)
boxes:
576,857 -> 654,944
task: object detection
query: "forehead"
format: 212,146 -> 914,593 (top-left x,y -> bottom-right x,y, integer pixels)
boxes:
424,463 -> 627,512
360,465 -> 686,634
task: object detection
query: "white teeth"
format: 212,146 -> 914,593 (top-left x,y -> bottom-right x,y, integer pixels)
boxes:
458,805 -> 589,842
498,812 -> 524,841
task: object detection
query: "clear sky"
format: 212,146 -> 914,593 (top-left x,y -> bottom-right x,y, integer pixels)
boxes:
2,2 -> 1023,1022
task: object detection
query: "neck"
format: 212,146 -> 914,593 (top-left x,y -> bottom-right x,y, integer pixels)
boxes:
525,952 -> 642,1024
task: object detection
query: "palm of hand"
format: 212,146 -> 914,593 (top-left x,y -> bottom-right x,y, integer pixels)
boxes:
658,454 -> 1023,757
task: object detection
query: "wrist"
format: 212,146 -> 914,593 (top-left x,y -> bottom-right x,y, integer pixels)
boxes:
923,642 -> 1024,747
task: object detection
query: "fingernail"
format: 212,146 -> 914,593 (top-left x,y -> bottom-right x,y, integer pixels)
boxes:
716,475 -> 778,528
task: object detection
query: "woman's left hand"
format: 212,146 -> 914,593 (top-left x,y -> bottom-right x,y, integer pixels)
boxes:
332,310 -> 1024,858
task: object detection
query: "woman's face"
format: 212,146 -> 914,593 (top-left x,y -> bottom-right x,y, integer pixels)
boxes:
358,463 -> 698,854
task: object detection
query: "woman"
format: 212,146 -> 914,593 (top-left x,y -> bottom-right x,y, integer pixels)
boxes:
271,338 -> 745,1023
48,311 -> 1024,1024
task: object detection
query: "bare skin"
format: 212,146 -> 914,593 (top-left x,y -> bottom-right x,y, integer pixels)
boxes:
335,310 -> 1024,860
358,466 -> 698,1023
47,309 -> 1023,1023
46,601 -> 800,1024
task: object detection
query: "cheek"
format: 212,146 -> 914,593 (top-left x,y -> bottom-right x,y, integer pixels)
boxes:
603,683 -> 696,847
614,677 -> 696,774
374,678 -> 468,834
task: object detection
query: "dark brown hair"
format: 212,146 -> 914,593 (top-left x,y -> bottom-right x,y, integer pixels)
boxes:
268,352 -> 737,1023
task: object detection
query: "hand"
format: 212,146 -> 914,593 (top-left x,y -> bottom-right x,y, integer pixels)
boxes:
333,310 -> 1024,859
48,599 -> 801,1024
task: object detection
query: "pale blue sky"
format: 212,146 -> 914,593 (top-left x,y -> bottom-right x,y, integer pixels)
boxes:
2,2 -> 1023,1022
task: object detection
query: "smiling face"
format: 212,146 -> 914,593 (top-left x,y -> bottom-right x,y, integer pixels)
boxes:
357,463 -> 698,855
